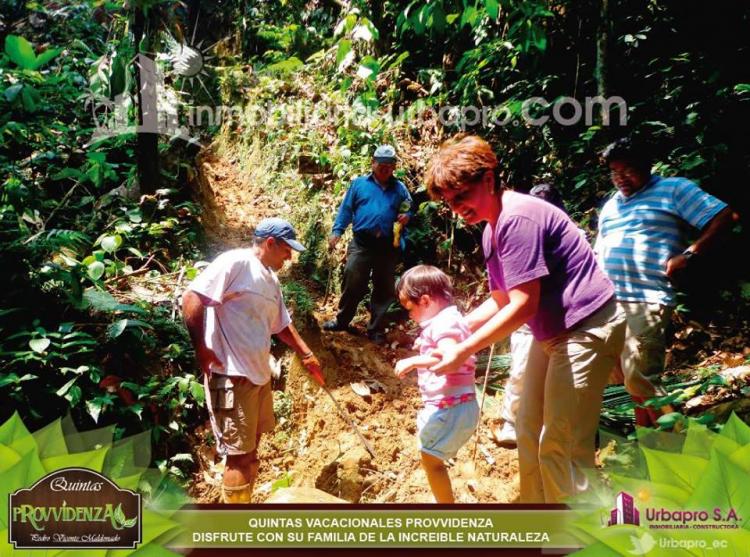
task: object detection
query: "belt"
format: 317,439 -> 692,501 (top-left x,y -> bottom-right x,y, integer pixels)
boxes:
428,392 -> 476,409
353,231 -> 394,247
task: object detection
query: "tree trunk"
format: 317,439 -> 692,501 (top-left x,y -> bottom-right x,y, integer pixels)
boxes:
133,7 -> 159,195
595,0 -> 609,123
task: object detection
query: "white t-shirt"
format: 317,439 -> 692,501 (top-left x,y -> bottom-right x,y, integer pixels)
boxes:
187,249 -> 291,384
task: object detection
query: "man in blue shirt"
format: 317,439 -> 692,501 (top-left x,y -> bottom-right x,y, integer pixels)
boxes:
324,145 -> 412,344
596,137 -> 733,424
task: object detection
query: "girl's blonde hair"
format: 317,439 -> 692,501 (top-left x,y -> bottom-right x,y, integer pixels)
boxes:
397,265 -> 454,304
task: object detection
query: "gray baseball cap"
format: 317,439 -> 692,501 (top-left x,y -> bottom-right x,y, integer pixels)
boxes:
373,144 -> 397,163
254,218 -> 306,252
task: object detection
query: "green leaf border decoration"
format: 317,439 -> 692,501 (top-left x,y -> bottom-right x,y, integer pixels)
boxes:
0,412 -> 186,555
567,412 -> 750,556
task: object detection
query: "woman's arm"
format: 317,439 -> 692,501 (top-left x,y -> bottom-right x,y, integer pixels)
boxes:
464,291 -> 508,332
430,280 -> 539,374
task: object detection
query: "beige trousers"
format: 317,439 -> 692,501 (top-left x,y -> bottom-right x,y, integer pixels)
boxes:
502,325 -> 534,425
516,299 -> 626,503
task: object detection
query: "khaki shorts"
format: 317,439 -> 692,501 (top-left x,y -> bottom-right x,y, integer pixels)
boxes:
206,374 -> 275,456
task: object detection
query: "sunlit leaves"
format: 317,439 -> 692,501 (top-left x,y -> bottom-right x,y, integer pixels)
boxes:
5,35 -> 61,70
336,39 -> 354,71
87,260 -> 106,280
29,337 -> 51,354
100,234 -> 123,254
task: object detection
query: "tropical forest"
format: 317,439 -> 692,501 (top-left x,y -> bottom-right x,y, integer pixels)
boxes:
2,0 -> 750,521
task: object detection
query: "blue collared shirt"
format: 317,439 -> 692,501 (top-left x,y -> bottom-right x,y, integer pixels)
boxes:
332,173 -> 412,238
595,175 -> 727,306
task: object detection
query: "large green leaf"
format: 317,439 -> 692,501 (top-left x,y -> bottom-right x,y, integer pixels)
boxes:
62,414 -> 116,454
686,449 -> 750,530
32,418 -> 68,458
108,318 -> 129,338
56,376 -> 79,397
720,412 -> 750,446
5,35 -> 37,70
728,443 -> 750,473
28,337 -> 50,353
104,430 -> 152,480
485,0 -> 500,20
642,447 -> 708,493
41,445 -> 109,473
0,444 -> 22,474
4,35 -> 61,70
82,289 -> 147,314
336,39 -> 353,71
0,447 -> 48,529
87,260 -> 106,280
682,422 -> 739,458
33,47 -> 62,69
100,234 -> 123,253
21,85 -> 40,112
108,318 -> 152,339
0,412 -> 31,447
3,83 -> 23,102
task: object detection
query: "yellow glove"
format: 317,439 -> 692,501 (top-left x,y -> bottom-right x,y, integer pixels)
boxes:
393,221 -> 403,248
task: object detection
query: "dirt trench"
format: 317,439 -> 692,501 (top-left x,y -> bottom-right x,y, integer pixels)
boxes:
189,146 -> 520,504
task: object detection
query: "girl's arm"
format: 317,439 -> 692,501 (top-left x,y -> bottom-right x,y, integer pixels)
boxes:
394,354 -> 440,378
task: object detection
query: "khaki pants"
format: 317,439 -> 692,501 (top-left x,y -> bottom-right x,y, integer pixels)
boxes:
516,299 -> 626,503
617,301 -> 672,398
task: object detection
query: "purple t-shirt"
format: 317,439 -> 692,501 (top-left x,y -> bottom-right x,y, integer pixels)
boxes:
483,191 -> 614,341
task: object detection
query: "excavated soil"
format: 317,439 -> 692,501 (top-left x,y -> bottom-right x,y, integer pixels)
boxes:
189,146 -> 519,504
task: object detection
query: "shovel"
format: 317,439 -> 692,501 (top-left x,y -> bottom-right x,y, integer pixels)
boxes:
307,366 -> 377,459
322,384 -> 377,459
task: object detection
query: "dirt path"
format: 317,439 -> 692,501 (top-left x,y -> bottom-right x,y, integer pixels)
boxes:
189,146 -> 520,503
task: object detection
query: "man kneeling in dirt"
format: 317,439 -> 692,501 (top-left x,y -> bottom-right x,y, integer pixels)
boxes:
182,217 -> 323,503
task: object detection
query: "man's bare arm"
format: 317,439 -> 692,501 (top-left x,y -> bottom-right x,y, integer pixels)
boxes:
182,291 -> 222,375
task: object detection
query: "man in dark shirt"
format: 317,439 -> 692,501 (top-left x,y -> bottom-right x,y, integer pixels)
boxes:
324,145 -> 412,344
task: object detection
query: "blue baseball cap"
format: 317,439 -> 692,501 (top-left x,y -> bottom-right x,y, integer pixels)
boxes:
254,218 -> 306,252
373,144 -> 397,163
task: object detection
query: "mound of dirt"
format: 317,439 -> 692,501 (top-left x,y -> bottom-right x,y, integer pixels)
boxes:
194,327 -> 520,504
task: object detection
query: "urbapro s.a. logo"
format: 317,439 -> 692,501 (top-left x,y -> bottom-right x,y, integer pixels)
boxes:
606,489 -> 742,532
9,467 -> 141,549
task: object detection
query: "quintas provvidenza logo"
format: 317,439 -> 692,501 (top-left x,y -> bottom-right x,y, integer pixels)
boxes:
9,467 -> 141,549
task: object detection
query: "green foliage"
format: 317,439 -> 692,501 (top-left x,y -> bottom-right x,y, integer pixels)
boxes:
0,1 -> 205,476
273,390 -> 293,428
5,35 -> 62,70
281,280 -> 315,322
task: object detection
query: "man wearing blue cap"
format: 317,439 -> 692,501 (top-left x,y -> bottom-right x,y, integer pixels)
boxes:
324,144 -> 412,344
182,217 -> 323,503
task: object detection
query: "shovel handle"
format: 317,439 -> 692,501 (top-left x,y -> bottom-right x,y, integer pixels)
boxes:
322,386 -> 377,459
